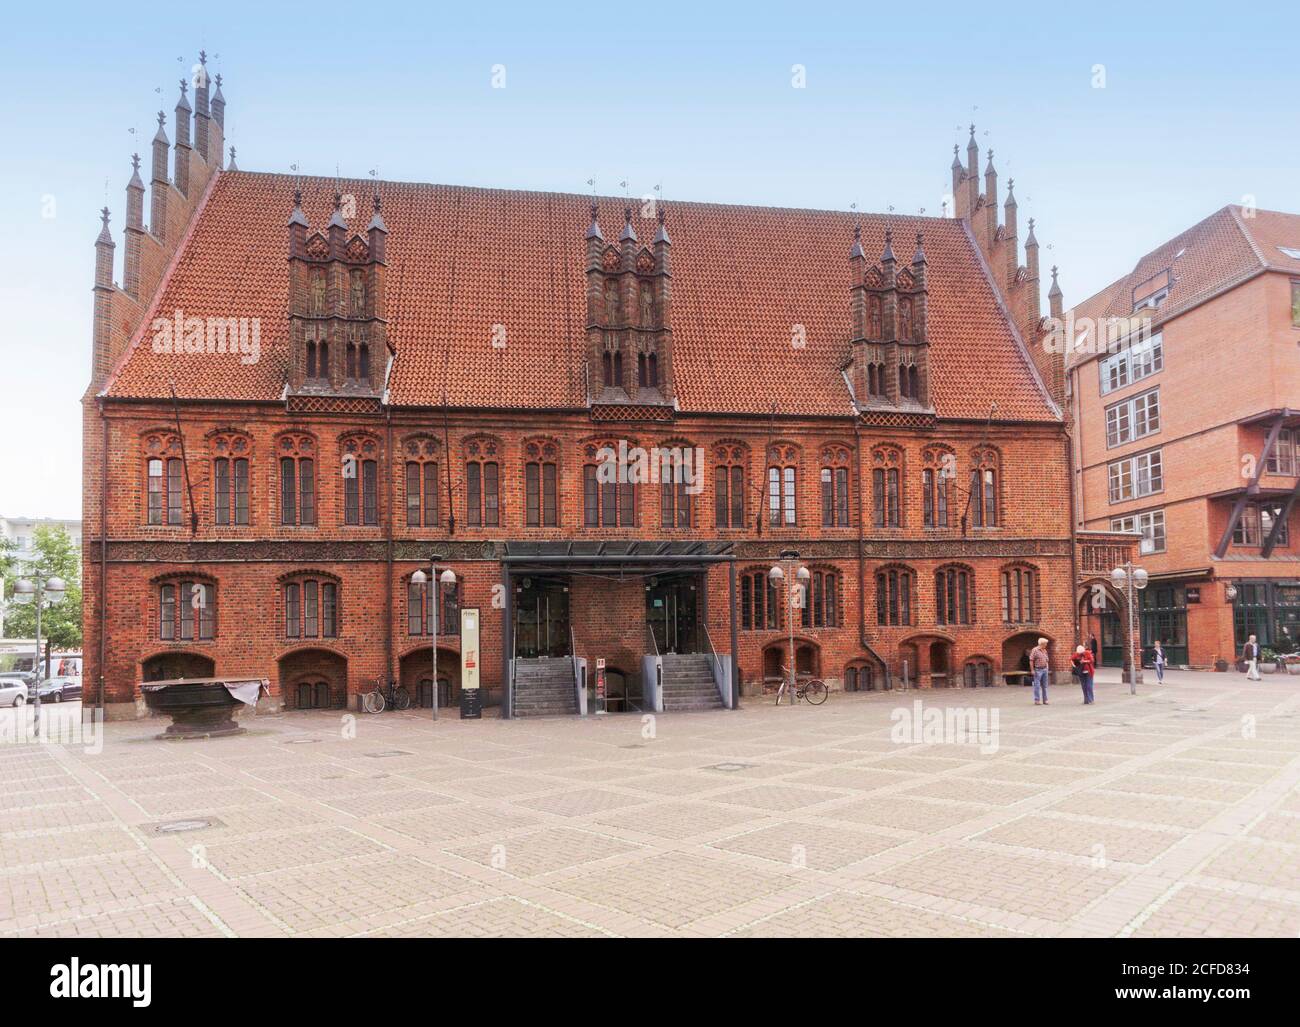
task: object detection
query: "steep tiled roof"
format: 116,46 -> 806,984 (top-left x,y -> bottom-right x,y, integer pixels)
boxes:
106,171 -> 1059,422
1067,205 -> 1300,369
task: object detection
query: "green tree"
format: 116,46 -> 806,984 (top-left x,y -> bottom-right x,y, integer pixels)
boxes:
2,525 -> 82,672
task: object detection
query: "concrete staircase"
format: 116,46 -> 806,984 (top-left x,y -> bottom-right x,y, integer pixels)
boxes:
512,657 -> 578,717
660,653 -> 724,711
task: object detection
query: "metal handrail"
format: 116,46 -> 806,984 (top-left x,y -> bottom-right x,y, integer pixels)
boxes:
569,623 -> 581,710
509,610 -> 518,714
646,621 -> 660,658
701,622 -> 725,690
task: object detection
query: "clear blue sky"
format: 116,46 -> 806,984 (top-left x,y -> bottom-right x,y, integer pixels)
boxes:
2,0 -> 1297,519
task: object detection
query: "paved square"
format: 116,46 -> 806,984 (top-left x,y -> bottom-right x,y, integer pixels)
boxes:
2,668 -> 1298,937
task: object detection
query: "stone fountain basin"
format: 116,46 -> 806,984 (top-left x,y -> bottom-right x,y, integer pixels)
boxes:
141,678 -> 267,740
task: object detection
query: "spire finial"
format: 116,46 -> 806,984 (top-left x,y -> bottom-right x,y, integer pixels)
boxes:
100,207 -> 110,227
199,49 -> 207,65
131,153 -> 140,172
591,200 -> 598,220
179,78 -> 188,97
374,193 -> 382,213
157,110 -> 165,127
882,227 -> 895,263
969,122 -> 975,138
294,188 -> 302,207
215,72 -> 222,87
335,191 -> 342,210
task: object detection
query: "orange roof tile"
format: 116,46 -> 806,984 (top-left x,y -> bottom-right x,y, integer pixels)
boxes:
106,171 -> 1059,422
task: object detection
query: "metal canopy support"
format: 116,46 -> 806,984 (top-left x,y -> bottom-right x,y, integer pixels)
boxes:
1214,413 -> 1286,559
501,562 -> 513,719
1262,478 -> 1300,558
729,561 -> 740,709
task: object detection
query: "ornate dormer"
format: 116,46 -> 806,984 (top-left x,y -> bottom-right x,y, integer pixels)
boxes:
287,189 -> 390,398
850,228 -> 932,411
586,202 -> 674,409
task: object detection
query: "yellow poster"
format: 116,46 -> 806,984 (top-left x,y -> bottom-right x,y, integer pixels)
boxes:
460,608 -> 480,691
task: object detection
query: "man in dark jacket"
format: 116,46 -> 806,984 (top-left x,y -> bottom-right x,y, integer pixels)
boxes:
1243,635 -> 1262,680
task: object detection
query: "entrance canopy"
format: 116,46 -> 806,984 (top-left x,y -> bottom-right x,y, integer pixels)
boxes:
502,540 -> 734,577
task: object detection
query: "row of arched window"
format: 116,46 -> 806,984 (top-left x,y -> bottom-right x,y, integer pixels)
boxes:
739,569 -> 843,630
140,430 -> 1003,534
153,575 -> 465,643
875,565 -> 1041,627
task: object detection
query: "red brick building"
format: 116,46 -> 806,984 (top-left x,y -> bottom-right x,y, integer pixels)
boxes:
1067,205 -> 1300,670
83,70 -> 1081,718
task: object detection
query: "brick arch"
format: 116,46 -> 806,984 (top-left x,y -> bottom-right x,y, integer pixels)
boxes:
766,439 -> 802,463
399,432 -> 441,458
461,433 -> 504,460
277,647 -> 348,710
139,649 -> 216,683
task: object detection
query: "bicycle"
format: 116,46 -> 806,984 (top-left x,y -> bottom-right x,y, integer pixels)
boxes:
775,665 -> 828,706
361,678 -> 413,714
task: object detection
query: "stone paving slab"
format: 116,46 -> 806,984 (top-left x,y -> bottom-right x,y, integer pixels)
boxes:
1,668 -> 1298,936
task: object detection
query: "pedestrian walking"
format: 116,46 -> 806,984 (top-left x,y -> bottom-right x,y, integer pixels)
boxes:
1072,644 -> 1096,704
1243,634 -> 1262,680
1029,637 -> 1050,705
1152,640 -> 1166,683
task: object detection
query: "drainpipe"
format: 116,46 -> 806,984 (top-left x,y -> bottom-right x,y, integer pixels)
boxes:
384,410 -> 394,692
854,417 -> 891,687
98,399 -> 108,720
1066,429 -> 1080,647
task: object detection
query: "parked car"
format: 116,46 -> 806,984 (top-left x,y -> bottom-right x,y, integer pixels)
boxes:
0,672 -> 37,707
30,676 -> 82,703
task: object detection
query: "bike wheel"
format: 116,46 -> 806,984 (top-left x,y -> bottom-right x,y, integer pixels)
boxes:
803,679 -> 828,705
361,690 -> 386,714
392,687 -> 412,711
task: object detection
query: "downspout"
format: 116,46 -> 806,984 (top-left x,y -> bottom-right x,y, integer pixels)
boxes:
854,416 -> 891,687
384,409 -> 394,690
1066,430 -> 1080,645
98,399 -> 108,719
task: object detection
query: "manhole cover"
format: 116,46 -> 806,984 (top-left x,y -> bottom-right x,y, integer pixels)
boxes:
364,750 -> 414,758
706,762 -> 757,772
149,817 -> 222,835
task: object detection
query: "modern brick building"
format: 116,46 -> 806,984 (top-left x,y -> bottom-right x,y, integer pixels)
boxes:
82,64 -> 1085,719
1066,205 -> 1300,670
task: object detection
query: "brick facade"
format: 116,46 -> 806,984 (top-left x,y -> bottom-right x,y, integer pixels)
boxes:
82,68 -> 1079,718
1067,206 -> 1300,670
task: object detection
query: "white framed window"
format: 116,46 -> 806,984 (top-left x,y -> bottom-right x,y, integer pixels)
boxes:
1265,428 -> 1298,476
1100,331 -> 1163,396
1108,449 -> 1163,503
1105,388 -> 1160,448
1110,508 -> 1166,554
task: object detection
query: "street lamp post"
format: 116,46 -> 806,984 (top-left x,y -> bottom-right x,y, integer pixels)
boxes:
768,550 -> 809,706
411,562 -> 456,720
1110,562 -> 1149,695
12,576 -> 67,730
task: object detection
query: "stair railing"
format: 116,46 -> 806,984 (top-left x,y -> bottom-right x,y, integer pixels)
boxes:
701,622 -> 728,707
570,623 -> 583,714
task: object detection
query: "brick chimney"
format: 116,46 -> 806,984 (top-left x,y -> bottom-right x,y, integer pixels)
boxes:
173,80 -> 192,197
123,155 -> 145,298
91,209 -> 116,387
193,51 -> 211,163
849,225 -> 866,340
150,112 -> 169,243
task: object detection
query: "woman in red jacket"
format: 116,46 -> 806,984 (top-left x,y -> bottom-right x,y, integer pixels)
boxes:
1071,644 -> 1096,704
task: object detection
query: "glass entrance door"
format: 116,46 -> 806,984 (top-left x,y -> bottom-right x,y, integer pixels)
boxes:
646,575 -> 699,654
514,577 -> 571,659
